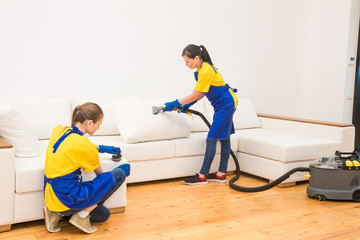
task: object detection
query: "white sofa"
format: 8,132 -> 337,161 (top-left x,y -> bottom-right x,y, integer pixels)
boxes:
0,96 -> 355,232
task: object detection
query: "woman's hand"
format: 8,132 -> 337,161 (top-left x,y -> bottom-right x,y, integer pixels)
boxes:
98,145 -> 121,154
163,99 -> 181,112
116,163 -> 131,177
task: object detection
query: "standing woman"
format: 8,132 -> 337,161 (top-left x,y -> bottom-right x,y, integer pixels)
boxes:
43,102 -> 130,234
163,44 -> 237,185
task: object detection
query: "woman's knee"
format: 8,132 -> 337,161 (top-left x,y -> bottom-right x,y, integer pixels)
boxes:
111,167 -> 126,183
206,138 -> 217,145
90,205 -> 110,223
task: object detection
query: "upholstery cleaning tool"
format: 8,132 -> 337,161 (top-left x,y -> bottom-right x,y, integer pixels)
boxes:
111,149 -> 122,162
152,105 -> 192,116
152,106 -> 165,115
152,105 -> 310,193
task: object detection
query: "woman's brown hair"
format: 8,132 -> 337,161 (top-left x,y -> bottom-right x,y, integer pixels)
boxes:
71,102 -> 104,126
182,44 -> 213,65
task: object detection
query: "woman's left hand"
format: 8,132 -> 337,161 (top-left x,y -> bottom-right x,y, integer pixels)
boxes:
98,145 -> 121,154
163,99 -> 181,112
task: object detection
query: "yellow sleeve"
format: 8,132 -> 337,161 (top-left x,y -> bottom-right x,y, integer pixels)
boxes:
194,66 -> 213,93
70,138 -> 100,172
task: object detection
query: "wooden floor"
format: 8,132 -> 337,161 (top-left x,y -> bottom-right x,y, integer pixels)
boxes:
2,173 -> 360,240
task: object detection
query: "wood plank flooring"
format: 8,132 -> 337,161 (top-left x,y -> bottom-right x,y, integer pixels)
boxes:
1,173 -> 360,240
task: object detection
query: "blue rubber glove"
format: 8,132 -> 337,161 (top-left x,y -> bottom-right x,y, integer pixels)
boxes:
117,163 -> 131,176
98,145 -> 121,154
181,100 -> 197,113
163,99 -> 181,112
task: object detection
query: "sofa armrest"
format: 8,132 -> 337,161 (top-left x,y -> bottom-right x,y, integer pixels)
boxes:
257,114 -> 355,152
257,114 -> 353,127
0,137 -> 15,227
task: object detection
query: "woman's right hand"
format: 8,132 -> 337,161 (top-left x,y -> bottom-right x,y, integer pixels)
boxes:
116,163 -> 131,176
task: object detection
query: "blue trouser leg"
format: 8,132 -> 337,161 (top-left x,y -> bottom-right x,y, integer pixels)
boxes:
219,138 -> 231,173
96,168 -> 126,206
199,138 -> 217,176
199,138 -> 231,176
90,168 -> 126,222
89,205 -> 111,223
59,168 -> 126,222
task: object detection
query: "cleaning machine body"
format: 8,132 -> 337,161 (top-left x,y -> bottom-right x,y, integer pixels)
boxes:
307,151 -> 360,201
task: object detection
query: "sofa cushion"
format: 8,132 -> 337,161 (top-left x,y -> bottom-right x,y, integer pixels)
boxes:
182,99 -> 209,132
172,132 -> 238,157
15,138 -> 129,193
0,103 -> 40,157
113,100 -> 190,143
173,132 -> 207,157
237,129 -> 341,162
0,97 -> 71,140
87,135 -> 176,162
71,96 -> 142,136
233,99 -> 261,129
15,140 -> 48,193
203,98 -> 261,130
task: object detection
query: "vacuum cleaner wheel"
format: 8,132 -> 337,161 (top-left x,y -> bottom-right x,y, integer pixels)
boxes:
314,194 -> 326,201
352,190 -> 360,202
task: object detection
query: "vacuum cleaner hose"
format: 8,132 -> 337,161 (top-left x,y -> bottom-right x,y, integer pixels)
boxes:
181,108 -> 310,192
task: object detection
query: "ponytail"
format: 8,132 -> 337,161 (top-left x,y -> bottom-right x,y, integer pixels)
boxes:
71,102 -> 104,126
182,44 -> 214,65
199,45 -> 213,65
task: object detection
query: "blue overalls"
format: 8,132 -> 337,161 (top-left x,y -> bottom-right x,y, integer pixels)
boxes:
194,70 -> 237,140
194,63 -> 237,176
44,169 -> 115,210
44,127 -> 115,211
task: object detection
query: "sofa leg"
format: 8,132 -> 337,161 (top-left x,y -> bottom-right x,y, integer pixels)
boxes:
109,206 -> 125,214
269,180 -> 296,188
0,224 -> 11,232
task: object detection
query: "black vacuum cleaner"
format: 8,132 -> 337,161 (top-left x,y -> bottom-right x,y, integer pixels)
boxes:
307,151 -> 360,201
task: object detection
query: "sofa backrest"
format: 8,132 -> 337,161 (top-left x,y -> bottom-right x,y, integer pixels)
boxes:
0,97 -> 71,140
0,96 -> 143,140
112,98 -> 191,143
181,98 -> 212,132
71,96 -> 142,136
0,96 -> 260,141
203,98 -> 261,130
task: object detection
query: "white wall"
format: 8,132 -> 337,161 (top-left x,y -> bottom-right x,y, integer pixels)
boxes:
303,0 -> 357,123
0,0 -> 359,123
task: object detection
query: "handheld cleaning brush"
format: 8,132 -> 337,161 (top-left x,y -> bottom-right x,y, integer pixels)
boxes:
111,149 -> 122,162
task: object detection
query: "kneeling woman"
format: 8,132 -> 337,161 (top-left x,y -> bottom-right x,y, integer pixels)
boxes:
43,102 -> 130,234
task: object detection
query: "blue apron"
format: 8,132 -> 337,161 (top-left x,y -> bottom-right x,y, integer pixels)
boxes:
44,126 -> 115,210
194,69 -> 237,140
44,169 -> 115,210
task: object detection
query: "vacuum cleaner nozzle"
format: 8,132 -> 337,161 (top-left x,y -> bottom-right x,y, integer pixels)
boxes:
152,106 -> 164,115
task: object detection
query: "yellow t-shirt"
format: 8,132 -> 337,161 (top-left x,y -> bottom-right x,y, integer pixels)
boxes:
44,125 -> 100,212
194,62 -> 238,108
194,62 -> 225,93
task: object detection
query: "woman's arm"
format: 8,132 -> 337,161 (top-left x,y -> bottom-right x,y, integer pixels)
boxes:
179,90 -> 205,105
94,165 -> 105,176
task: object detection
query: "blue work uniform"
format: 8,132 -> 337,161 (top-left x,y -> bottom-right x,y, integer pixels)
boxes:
194,62 -> 238,140
44,126 -> 115,212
